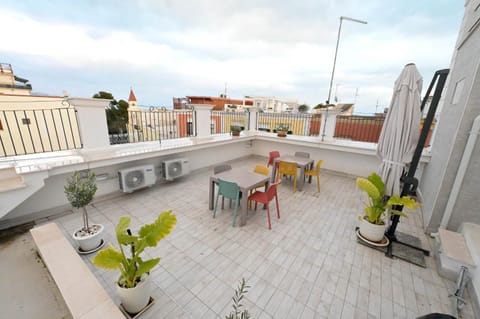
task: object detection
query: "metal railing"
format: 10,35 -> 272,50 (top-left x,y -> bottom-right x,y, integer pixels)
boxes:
257,112 -> 322,136
210,111 -> 248,134
0,108 -> 82,157
110,109 -> 194,144
334,115 -> 385,143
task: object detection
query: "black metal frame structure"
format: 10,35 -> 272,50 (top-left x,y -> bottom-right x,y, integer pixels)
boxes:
385,68 -> 450,259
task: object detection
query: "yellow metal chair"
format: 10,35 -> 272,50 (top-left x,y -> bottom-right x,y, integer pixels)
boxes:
304,160 -> 324,192
276,161 -> 298,192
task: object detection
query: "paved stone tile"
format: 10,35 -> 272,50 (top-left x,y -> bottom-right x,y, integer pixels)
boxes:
48,157 -> 474,319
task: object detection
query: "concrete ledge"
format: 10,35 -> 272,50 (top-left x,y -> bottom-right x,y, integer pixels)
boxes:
30,223 -> 124,319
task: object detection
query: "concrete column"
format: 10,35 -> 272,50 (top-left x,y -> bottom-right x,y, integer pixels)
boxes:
244,106 -> 258,132
190,104 -> 214,138
68,98 -> 111,149
319,109 -> 340,142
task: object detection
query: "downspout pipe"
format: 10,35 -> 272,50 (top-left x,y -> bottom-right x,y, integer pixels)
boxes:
440,114 -> 480,229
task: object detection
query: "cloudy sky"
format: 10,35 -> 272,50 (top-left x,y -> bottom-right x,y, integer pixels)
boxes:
1,0 -> 464,114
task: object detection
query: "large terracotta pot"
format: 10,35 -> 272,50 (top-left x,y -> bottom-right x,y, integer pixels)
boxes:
359,218 -> 385,242
117,274 -> 151,314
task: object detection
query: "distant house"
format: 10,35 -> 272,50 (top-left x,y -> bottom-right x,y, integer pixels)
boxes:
245,95 -> 298,113
0,63 -> 32,96
172,96 -> 253,111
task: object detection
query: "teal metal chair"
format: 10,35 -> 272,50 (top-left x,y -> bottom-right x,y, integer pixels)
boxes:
213,178 -> 242,226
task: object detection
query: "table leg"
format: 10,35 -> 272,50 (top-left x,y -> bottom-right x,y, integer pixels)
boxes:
271,164 -> 277,183
209,179 -> 215,210
240,188 -> 248,226
298,167 -> 306,191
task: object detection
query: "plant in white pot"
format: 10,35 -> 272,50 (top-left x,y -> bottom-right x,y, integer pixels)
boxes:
64,170 -> 104,253
92,210 -> 176,315
356,172 -> 419,242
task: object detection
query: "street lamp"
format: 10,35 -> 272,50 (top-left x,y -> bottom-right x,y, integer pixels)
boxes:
326,16 -> 367,105
322,16 -> 367,141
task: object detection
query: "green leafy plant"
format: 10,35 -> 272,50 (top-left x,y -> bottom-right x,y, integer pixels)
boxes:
64,170 -> 98,233
92,210 -> 176,288
276,124 -> 289,132
231,125 -> 242,132
356,172 -> 420,225
226,278 -> 251,319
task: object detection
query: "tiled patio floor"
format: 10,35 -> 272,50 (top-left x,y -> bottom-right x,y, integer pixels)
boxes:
51,156 -> 474,319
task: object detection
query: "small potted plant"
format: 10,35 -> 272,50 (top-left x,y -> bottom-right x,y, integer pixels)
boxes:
276,124 -> 289,137
93,210 -> 176,315
64,170 -> 104,253
356,172 -> 419,242
231,125 -> 242,137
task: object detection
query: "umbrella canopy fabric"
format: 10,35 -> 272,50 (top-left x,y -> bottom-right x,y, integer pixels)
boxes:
377,63 -> 423,196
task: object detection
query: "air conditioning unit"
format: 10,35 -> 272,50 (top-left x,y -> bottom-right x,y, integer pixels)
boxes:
118,164 -> 156,193
162,158 -> 190,181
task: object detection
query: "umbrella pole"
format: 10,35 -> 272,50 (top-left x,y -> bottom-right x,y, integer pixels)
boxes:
385,69 -> 449,259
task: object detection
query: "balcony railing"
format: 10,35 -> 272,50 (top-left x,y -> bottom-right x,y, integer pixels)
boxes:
0,108 -> 82,157
334,115 -> 385,143
211,111 -> 248,134
257,112 -> 322,136
2,105 -> 435,156
110,109 -> 194,145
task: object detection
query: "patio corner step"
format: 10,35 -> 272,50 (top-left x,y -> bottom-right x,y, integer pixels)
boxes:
436,228 -> 476,280
0,167 -> 25,193
31,223 -> 124,319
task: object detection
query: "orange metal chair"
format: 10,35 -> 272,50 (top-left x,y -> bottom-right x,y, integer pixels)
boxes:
304,160 -> 324,192
267,151 -> 280,168
248,180 -> 281,229
276,161 -> 298,192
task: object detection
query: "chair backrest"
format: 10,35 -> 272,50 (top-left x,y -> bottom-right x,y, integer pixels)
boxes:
214,163 -> 232,174
267,151 -> 280,167
278,161 -> 297,176
217,179 -> 240,200
314,160 -> 324,172
294,151 -> 310,158
266,180 -> 281,199
254,164 -> 269,176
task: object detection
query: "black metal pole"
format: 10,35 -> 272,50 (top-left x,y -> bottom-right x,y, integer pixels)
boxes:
386,69 -> 449,239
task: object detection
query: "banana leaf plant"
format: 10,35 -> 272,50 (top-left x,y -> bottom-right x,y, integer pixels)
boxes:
92,210 -> 176,288
356,172 -> 420,225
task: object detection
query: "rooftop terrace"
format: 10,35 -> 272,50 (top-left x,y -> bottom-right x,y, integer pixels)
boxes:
7,156 -> 474,319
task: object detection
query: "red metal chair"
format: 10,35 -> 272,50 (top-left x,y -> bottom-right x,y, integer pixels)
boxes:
248,180 -> 281,229
267,151 -> 280,167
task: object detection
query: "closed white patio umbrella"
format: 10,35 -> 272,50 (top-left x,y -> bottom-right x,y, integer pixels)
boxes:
377,63 -> 423,196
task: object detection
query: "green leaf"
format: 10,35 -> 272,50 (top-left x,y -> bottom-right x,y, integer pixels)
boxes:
136,258 -> 160,278
92,244 -> 123,270
356,178 -> 380,200
139,210 -> 177,247
367,172 -> 384,196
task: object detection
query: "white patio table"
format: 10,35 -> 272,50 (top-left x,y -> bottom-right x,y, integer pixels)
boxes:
209,169 -> 270,226
271,155 -> 314,191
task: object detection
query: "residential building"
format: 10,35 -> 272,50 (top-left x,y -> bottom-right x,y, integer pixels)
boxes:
246,95 -> 298,113
173,96 -> 253,111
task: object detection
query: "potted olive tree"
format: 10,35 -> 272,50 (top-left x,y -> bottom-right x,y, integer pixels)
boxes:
93,210 -> 176,315
356,172 -> 420,242
64,170 -> 104,253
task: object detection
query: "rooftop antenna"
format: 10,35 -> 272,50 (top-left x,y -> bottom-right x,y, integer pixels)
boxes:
224,82 -> 228,98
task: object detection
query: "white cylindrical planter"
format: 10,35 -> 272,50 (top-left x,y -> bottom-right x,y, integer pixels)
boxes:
117,274 -> 151,314
72,224 -> 104,252
359,218 -> 385,242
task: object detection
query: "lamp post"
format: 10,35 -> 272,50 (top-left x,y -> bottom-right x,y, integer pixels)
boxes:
322,16 -> 367,141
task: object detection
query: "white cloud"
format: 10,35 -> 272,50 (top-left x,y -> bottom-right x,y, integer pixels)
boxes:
0,1 -> 464,112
